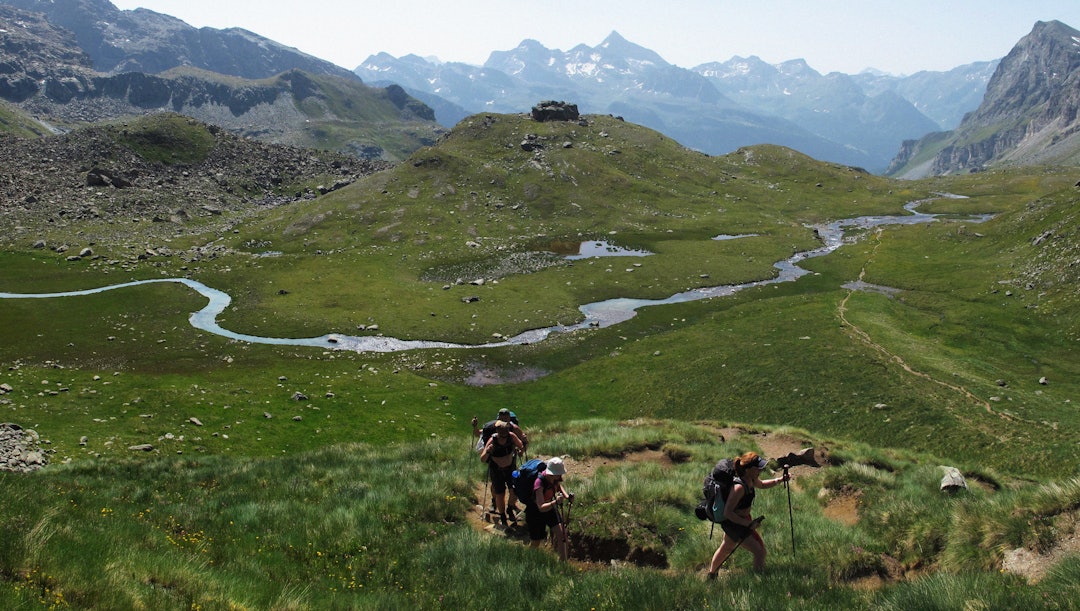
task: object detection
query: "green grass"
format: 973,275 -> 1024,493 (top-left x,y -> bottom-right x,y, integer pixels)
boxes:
112,114 -> 217,165
2,111 -> 1080,607
1,421 -> 1077,609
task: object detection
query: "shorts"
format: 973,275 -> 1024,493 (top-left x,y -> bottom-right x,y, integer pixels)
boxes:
489,464 -> 514,494
525,504 -> 561,541
720,520 -> 763,545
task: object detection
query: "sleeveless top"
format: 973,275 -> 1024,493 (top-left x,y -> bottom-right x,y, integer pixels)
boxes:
489,436 -> 516,460
733,481 -> 755,511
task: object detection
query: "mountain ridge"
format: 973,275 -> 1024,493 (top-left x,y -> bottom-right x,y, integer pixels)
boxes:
0,0 -> 443,160
357,30 -> 994,172
887,20 -> 1080,176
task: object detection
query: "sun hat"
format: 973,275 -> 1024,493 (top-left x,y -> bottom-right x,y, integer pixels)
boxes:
750,455 -> 768,470
545,456 -> 566,476
497,408 -> 511,418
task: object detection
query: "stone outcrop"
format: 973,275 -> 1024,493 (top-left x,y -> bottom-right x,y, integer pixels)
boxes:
0,422 -> 49,472
531,101 -> 580,122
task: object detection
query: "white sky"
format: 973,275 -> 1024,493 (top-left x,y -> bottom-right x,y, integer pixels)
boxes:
108,0 -> 1080,76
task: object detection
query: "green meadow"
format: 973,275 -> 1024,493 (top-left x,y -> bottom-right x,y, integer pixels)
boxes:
1,113 -> 1078,608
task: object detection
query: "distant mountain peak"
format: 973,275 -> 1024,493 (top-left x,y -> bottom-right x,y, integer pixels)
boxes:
887,20 -> 1080,176
596,30 -> 669,65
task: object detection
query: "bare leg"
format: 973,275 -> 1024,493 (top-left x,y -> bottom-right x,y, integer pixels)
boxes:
742,535 -> 767,571
494,490 -> 507,523
709,534 -> 738,574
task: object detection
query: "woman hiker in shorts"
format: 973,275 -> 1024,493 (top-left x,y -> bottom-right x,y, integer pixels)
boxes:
528,456 -> 572,561
479,420 -> 525,525
707,451 -> 789,577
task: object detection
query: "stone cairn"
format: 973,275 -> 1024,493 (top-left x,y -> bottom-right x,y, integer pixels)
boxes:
0,423 -> 49,472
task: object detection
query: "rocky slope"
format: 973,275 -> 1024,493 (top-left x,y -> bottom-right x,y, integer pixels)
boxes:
0,113 -> 391,255
888,21 -> 1080,177
0,0 -> 356,79
0,2 -> 443,160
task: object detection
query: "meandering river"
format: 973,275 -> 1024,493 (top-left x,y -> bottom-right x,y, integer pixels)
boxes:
0,198 -> 989,353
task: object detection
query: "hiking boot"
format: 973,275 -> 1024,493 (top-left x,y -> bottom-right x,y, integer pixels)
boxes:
507,505 -> 519,521
499,513 -> 509,527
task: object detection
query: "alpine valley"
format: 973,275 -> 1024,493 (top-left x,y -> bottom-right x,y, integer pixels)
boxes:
1,1 -> 1079,609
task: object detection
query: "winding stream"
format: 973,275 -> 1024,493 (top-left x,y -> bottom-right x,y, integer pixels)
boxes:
0,198 -> 989,353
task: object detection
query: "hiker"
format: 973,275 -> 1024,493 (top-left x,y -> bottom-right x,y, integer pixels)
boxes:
527,456 -> 572,561
472,408 -> 528,451
707,451 -> 789,576
479,420 -> 525,525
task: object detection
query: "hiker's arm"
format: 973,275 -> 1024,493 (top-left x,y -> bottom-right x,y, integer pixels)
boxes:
479,439 -> 493,462
722,485 -> 752,526
753,472 -> 790,489
536,486 -> 558,513
471,416 -> 480,437
509,432 -> 524,453
514,425 -> 528,446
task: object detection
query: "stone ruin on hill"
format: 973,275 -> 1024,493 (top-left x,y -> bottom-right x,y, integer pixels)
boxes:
531,100 -> 579,122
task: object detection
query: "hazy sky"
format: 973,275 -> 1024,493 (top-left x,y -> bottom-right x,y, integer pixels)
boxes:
108,0 -> 1080,75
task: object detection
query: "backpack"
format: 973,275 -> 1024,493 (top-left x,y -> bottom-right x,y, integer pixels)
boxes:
695,459 -> 741,522
475,414 -> 522,452
511,458 -> 547,506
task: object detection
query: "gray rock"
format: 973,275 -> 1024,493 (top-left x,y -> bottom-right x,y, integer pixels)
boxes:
940,466 -> 967,491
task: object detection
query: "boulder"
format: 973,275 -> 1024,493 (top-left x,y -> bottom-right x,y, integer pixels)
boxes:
531,100 -> 580,122
940,466 -> 967,492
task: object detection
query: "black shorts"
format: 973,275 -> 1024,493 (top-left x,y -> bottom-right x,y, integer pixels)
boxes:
525,504 -> 561,541
489,464 -> 514,494
720,519 -> 753,542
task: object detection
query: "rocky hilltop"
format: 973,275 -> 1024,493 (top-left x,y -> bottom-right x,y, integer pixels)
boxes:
888,20 -> 1080,177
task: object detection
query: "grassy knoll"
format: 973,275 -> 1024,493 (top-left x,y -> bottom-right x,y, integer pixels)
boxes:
2,112 -> 1079,607
1,420 -> 1077,609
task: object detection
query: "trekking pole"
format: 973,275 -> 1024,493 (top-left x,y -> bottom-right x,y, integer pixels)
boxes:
718,536 -> 746,569
718,516 -> 763,568
784,466 -> 795,557
481,467 -> 490,519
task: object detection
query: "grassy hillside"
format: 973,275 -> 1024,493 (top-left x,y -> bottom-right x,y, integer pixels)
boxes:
1,111 -> 1079,607
0,100 -> 49,138
159,67 -> 442,161
1,420 -> 1078,609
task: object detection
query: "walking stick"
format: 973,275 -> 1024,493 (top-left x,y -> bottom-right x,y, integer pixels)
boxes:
774,448 -> 820,558
784,466 -> 795,557
718,516 -> 764,568
481,467 -> 490,519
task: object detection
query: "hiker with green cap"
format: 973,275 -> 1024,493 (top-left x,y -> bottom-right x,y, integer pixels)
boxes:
527,456 -> 572,561
473,408 -> 529,518
472,408 -> 528,451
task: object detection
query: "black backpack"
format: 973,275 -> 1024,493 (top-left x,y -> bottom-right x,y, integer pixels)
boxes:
511,458 -> 546,506
476,415 -> 522,452
695,459 -> 741,522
